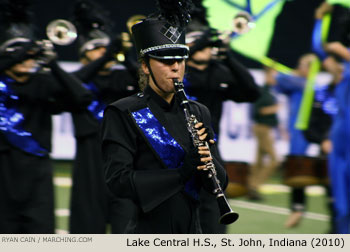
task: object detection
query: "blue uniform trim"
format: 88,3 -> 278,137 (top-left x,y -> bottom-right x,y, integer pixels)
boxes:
132,107 -> 199,200
0,76 -> 48,156
83,82 -> 106,122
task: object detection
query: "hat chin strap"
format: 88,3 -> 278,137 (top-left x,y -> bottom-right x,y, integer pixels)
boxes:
145,58 -> 168,94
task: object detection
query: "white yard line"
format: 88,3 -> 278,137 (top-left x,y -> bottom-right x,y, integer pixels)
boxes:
54,177 -> 72,187
229,199 -> 329,221
55,200 -> 329,223
55,229 -> 69,234
55,208 -> 70,217
53,178 -> 326,196
53,178 -> 329,232
260,184 -> 326,196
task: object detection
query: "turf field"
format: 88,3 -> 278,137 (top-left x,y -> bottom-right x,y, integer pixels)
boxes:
53,160 -> 331,234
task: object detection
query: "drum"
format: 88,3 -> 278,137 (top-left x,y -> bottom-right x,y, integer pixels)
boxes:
283,155 -> 328,187
224,161 -> 249,198
315,157 -> 329,185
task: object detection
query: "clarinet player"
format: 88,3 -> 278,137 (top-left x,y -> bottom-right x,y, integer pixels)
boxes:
101,0 -> 229,233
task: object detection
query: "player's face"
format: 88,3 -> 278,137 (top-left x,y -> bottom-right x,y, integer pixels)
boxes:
143,57 -> 185,94
191,47 -> 212,63
10,59 -> 37,74
85,47 -> 106,61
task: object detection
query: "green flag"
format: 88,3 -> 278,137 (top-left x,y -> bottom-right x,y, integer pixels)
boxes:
295,57 -> 321,130
203,0 -> 286,62
327,0 -> 350,8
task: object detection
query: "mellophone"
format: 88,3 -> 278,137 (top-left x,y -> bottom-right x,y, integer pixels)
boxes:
224,161 -> 249,198
283,155 -> 329,187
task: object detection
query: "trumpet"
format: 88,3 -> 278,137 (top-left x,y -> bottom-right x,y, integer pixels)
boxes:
46,19 -> 78,46
208,12 -> 254,60
33,19 -> 78,65
215,11 -> 254,42
231,11 -> 255,35
173,78 -> 239,225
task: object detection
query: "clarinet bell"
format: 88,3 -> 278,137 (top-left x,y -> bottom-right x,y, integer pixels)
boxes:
217,194 -> 239,224
219,210 -> 239,225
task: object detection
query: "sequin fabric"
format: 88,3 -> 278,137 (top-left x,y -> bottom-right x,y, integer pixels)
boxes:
0,76 -> 47,156
132,107 -> 199,200
83,82 -> 106,122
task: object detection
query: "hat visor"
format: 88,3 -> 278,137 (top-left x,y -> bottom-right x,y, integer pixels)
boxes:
147,48 -> 189,60
0,38 -> 32,52
80,38 -> 110,54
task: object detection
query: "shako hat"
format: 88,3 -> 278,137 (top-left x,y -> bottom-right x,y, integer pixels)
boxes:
131,0 -> 194,60
71,0 -> 112,56
0,0 -> 35,52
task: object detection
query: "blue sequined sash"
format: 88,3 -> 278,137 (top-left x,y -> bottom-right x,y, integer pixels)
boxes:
83,82 -> 106,122
0,76 -> 48,156
131,107 -> 199,200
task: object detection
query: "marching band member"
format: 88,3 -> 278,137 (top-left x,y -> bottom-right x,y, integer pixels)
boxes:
69,0 -> 138,234
0,0 -> 91,233
101,0 -> 228,233
184,21 -> 260,232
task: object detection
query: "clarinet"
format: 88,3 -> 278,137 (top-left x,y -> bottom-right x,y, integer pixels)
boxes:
173,78 -> 239,225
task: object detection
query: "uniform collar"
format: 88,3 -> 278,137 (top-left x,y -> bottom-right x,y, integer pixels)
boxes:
144,85 -> 177,111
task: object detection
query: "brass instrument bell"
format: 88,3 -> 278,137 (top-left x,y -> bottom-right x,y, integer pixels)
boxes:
46,19 -> 78,46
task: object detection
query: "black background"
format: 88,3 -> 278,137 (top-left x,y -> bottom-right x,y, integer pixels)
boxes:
29,0 -> 347,68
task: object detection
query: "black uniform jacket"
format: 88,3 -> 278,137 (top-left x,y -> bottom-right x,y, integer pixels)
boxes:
73,57 -> 138,138
101,85 -> 227,233
185,58 -> 260,135
0,58 -> 91,205
69,60 -> 138,234
0,61 -> 92,153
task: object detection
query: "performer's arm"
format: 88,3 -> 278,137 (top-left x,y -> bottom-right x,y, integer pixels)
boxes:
74,53 -> 113,82
75,37 -> 123,82
46,60 -> 93,110
315,1 -> 333,19
275,72 -> 305,94
324,42 -> 350,61
223,50 -> 261,102
260,104 -> 279,115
